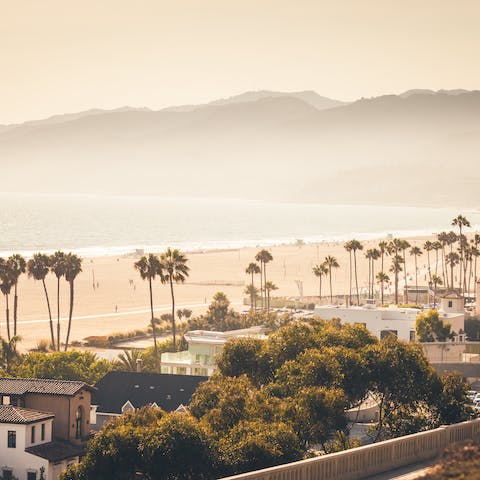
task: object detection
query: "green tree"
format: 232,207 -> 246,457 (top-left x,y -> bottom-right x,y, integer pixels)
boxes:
27,253 -> 55,350
160,248 -> 190,352
134,254 -> 162,370
434,373 -> 473,425
116,349 -> 143,371
0,335 -> 21,374
415,309 -> 452,342
8,254 -> 26,337
64,253 -> 82,351
244,284 -> 259,313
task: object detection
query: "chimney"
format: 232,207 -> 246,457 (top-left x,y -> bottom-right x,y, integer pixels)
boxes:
136,358 -> 143,373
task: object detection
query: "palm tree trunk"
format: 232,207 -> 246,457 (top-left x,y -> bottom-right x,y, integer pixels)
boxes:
42,279 -> 55,350
329,268 -> 333,303
427,250 -> 432,284
349,251 -> 352,305
318,276 -> 321,299
5,295 -> 10,341
56,277 -> 61,351
147,277 -> 158,371
403,251 -> 409,303
13,283 -> 18,336
354,251 -> 360,305
259,262 -> 264,310
263,264 -> 267,307
395,272 -> 399,304
169,277 -> 176,353
414,256 -> 418,304
381,279 -> 384,305
251,272 -> 255,311
442,248 -> 447,289
64,280 -> 75,351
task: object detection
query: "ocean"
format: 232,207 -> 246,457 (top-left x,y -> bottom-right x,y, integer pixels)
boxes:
0,193 -> 478,258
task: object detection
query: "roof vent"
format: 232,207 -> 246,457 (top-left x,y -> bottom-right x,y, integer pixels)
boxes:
134,385 -> 140,388
149,386 -> 155,390
166,394 -> 172,400
179,388 -> 185,392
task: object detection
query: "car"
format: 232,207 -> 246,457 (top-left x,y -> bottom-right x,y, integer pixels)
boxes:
467,390 -> 477,402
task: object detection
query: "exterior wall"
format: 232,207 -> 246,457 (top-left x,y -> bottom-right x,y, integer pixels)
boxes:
218,419 -> 480,480
0,423 -> 49,480
25,419 -> 53,448
25,389 -> 91,443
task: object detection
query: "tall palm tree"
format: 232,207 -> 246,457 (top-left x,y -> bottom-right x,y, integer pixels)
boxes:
255,250 -> 273,310
63,253 -> 83,351
376,271 -> 389,305
312,262 -> 328,300
369,248 -> 380,298
344,241 -> 353,304
324,255 -> 339,303
389,255 -> 404,304
399,240 -> 411,303
244,284 -> 259,312
8,254 -> 26,337
264,281 -> 278,312
50,251 -> 67,351
432,241 -> 442,277
423,241 -> 434,284
134,254 -> 162,369
431,274 -> 443,308
348,240 -> 363,305
27,253 -> 55,350
437,232 -> 449,288
473,234 -> 480,285
409,246 -> 423,304
160,248 -> 190,353
365,249 -> 373,299
446,251 -> 460,290
0,259 -> 15,341
245,262 -> 261,311
452,214 -> 471,295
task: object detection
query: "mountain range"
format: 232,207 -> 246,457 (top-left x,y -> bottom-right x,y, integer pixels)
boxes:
1,89 -> 479,207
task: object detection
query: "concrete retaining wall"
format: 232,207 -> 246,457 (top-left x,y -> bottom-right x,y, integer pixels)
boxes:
219,419 -> 480,480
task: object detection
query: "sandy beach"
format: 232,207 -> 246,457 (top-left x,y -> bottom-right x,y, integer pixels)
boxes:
1,230 -> 468,351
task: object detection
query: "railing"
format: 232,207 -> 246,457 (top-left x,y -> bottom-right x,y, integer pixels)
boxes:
218,419 -> 480,480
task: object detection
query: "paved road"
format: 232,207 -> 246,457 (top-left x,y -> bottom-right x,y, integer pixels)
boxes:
367,460 -> 434,480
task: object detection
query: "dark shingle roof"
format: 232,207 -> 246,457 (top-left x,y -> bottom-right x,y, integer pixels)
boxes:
26,440 -> 86,462
0,405 -> 54,424
0,378 -> 93,396
93,371 -> 207,414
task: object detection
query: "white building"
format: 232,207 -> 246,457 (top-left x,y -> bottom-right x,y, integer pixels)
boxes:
161,326 -> 267,376
314,295 -> 465,342
0,405 -> 60,480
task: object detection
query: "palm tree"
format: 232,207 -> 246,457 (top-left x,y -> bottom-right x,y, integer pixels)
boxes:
347,240 -> 363,305
264,281 -> 278,312
324,255 -> 340,303
369,248 -> 380,298
244,284 -> 259,312
117,349 -> 143,371
134,254 -> 162,369
8,254 -> 26,337
389,255 -> 404,304
312,262 -> 328,300
27,253 -> 55,350
376,272 -> 389,305
430,274 -> 443,307
255,250 -> 273,310
160,248 -> 189,353
0,259 -> 15,341
409,246 -> 423,304
344,241 -> 353,304
378,241 -> 389,274
423,241 -> 434,284
399,240 -> 411,303
50,251 -> 67,351
437,232 -> 449,288
452,214 -> 471,295
365,249 -> 373,299
63,253 -> 82,351
446,251 -> 460,290
432,241 -> 442,277
245,262 -> 261,310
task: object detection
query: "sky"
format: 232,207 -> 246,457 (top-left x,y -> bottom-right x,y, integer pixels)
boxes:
1,0 -> 480,124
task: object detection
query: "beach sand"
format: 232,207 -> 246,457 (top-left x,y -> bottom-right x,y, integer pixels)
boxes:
2,234 -> 464,351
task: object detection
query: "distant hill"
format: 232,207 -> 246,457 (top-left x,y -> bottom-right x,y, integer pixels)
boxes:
0,90 -> 479,207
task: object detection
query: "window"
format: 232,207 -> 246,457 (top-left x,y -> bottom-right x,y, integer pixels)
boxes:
380,330 -> 398,340
31,425 -> 36,443
409,331 -> 416,341
3,469 -> 12,480
41,423 -> 45,441
2,395 -> 10,405
448,301 -> 453,308
27,472 -> 37,480
7,430 -> 16,448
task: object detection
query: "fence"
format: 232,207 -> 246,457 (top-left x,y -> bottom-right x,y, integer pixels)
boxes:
219,419 -> 480,480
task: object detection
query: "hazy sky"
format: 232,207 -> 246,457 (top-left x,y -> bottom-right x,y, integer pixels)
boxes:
1,0 -> 479,124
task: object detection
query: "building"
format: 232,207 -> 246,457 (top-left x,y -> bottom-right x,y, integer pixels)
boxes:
0,378 -> 93,480
91,371 -> 207,430
314,295 -> 465,342
160,326 -> 267,376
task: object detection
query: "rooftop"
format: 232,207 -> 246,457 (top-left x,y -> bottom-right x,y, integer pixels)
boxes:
93,371 -> 207,414
26,440 -> 85,462
0,377 -> 94,396
0,405 -> 54,424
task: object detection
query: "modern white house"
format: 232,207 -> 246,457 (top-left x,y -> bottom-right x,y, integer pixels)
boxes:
161,326 -> 267,376
314,294 -> 465,342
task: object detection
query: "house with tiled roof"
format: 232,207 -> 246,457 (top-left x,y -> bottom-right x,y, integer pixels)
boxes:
91,371 -> 207,430
0,378 -> 94,480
